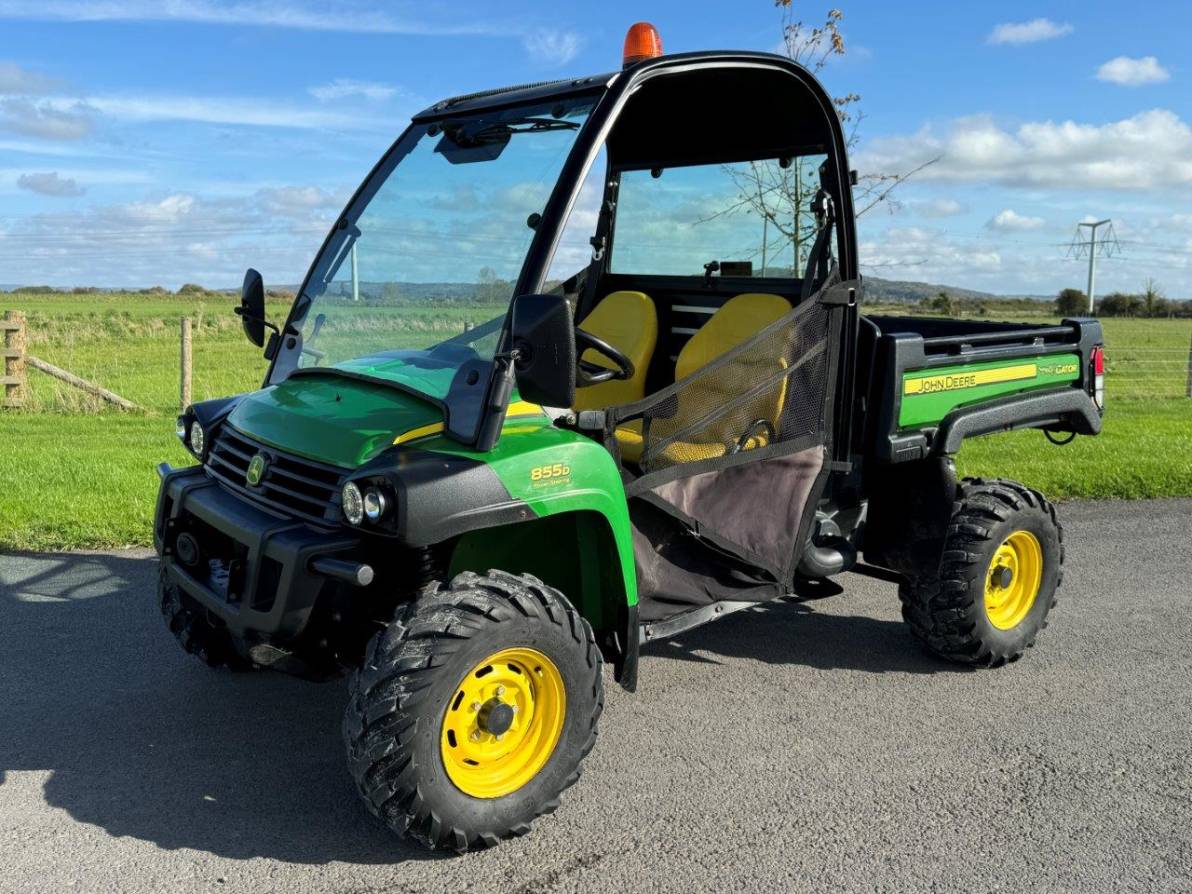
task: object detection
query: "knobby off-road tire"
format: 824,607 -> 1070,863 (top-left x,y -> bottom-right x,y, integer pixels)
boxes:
898,478 -> 1064,667
343,570 -> 604,852
158,568 -> 252,670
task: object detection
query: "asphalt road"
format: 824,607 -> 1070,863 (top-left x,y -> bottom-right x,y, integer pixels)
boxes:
1,499 -> 1190,894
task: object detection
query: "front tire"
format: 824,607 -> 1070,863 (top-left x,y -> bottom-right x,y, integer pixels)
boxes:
343,570 -> 603,852
898,478 -> 1063,667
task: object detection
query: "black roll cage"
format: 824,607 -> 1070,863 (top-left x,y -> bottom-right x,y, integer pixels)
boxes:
274,51 -> 860,460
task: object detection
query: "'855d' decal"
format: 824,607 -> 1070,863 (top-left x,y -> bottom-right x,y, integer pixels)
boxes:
904,363 -> 1037,396
530,463 -> 572,488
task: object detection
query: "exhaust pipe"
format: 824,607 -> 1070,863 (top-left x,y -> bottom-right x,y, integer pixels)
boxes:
797,536 -> 857,579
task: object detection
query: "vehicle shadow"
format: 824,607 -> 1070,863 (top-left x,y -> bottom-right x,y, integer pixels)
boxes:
643,590 -> 964,676
0,550 -> 443,865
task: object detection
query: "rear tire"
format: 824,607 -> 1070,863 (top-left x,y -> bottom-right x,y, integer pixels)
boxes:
898,478 -> 1063,667
158,567 -> 252,670
343,570 -> 603,852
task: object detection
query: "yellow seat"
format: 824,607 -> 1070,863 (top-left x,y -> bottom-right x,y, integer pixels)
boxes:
572,290 -> 658,411
615,419 -> 644,462
619,292 -> 790,465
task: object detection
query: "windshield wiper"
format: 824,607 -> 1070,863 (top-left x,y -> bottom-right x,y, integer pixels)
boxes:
443,116 -> 579,147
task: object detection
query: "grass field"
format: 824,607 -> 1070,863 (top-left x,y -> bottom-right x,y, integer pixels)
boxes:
1,291 -> 1190,550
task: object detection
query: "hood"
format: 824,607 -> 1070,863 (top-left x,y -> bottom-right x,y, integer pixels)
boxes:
227,372 -> 443,469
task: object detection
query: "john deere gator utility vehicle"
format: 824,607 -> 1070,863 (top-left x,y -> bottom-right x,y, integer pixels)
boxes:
155,24 -> 1106,851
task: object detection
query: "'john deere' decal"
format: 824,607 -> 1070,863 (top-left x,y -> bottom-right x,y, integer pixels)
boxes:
904,363 -> 1037,396
897,352 -> 1082,429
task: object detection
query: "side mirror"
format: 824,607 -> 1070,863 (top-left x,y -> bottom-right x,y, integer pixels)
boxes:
238,268 -> 266,347
510,293 -> 576,408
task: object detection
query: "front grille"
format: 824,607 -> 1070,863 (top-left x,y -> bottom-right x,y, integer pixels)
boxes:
206,425 -> 345,524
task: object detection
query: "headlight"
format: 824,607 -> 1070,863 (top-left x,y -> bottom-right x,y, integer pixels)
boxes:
175,417 -> 188,442
342,482 -> 364,525
363,489 -> 388,521
188,421 -> 205,456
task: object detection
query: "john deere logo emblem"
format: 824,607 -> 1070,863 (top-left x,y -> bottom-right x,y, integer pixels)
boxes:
246,453 -> 268,487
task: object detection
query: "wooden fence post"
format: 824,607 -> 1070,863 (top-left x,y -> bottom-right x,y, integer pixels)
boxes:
1186,332 -> 1192,398
180,317 -> 193,410
3,310 -> 26,408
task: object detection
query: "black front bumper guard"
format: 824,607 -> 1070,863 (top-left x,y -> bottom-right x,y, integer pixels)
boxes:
155,464 -> 366,641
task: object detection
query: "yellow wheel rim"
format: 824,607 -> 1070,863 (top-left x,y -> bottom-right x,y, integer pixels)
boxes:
439,647 -> 565,799
984,530 -> 1043,630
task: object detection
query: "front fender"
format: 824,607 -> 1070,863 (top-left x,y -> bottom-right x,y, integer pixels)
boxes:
357,419 -> 637,608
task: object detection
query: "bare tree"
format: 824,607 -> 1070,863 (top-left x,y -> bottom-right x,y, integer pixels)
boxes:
776,2 -> 938,216
698,4 -> 938,276
1142,277 -> 1166,317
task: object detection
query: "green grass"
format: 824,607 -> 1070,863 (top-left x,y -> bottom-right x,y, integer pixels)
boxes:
0,414 -> 190,550
1,291 -> 1190,550
957,401 -> 1192,500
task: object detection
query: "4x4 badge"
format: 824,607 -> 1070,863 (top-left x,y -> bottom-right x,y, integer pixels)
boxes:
246,453 -> 268,487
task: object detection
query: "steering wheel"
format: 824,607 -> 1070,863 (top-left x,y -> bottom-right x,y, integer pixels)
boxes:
575,327 -> 634,386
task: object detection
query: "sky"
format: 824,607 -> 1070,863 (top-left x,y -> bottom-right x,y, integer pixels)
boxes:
0,0 -> 1189,297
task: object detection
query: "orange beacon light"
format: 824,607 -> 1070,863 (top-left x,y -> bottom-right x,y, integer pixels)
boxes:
623,22 -> 663,67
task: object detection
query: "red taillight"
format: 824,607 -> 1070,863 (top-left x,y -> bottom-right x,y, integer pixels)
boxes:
623,22 -> 663,67
1091,345 -> 1105,409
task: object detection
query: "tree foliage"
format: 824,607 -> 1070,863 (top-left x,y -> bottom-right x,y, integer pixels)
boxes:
1097,281 -> 1184,317
921,291 -> 956,316
1055,288 -> 1087,316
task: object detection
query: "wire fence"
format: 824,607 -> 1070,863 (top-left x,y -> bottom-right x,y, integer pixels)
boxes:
1099,340 -> 1192,400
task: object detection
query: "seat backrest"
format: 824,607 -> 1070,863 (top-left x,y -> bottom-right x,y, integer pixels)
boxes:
664,292 -> 792,452
572,290 -> 658,411
675,293 -> 790,381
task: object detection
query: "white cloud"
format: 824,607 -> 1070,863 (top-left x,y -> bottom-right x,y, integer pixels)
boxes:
0,1 -> 506,36
861,226 -> 1003,274
857,109 -> 1192,191
522,28 -> 583,66
0,97 -> 93,139
912,198 -> 964,218
258,184 -> 342,217
0,61 -> 59,95
987,209 -> 1045,231
0,187 -> 337,287
16,170 -> 84,196
1096,56 -> 1170,87
308,79 -> 400,103
67,94 -> 370,130
988,18 -> 1073,45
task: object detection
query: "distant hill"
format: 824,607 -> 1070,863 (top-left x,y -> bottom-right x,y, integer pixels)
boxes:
2,277 -> 1052,304
863,276 -> 1047,305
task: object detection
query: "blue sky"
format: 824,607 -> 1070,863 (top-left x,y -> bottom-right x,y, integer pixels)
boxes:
0,0 -> 1190,296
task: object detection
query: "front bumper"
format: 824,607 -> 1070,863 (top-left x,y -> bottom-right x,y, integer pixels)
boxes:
155,464 -> 360,640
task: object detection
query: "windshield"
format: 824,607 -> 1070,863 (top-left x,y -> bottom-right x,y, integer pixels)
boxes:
271,94 -> 598,442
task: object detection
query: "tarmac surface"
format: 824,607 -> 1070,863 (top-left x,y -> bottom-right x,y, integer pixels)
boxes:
1,498 -> 1190,893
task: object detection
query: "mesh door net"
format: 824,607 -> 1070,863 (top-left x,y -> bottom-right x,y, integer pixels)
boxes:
615,271 -> 847,583
617,271 -> 838,475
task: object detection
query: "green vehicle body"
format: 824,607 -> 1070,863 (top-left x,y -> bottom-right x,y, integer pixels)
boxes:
220,344 -> 1087,630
